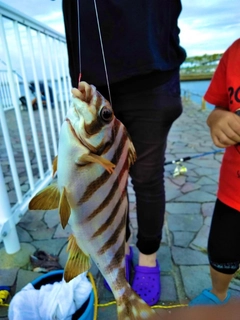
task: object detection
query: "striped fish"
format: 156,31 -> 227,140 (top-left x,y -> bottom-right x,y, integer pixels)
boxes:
29,82 -> 157,320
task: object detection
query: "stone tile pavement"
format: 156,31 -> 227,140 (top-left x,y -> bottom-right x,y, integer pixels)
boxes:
1,99 -> 240,319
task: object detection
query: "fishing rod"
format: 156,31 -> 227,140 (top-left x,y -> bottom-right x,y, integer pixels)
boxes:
164,149 -> 224,166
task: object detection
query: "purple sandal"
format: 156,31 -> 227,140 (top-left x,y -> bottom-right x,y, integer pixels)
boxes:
104,246 -> 133,291
132,261 -> 161,306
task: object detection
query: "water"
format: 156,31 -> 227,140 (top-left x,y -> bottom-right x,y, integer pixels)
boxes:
180,79 -> 214,110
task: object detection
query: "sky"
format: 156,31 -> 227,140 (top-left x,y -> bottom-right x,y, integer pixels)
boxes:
1,0 -> 240,57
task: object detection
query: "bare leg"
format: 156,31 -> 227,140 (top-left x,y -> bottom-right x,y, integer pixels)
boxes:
139,252 -> 157,267
210,266 -> 233,301
125,243 -> 157,266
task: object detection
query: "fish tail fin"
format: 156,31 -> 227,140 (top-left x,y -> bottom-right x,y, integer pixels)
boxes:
29,184 -> 60,210
64,234 -> 91,282
117,291 -> 157,320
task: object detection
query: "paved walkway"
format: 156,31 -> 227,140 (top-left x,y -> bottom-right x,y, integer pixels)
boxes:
1,98 -> 240,319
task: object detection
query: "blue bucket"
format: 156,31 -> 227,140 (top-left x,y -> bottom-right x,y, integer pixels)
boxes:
31,270 -> 94,320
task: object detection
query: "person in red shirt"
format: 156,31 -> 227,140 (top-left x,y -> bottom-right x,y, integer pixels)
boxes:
189,39 -> 240,306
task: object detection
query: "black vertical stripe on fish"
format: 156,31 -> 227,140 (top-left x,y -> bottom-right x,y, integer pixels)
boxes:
113,267 -> 129,291
91,190 -> 126,238
77,168 -> 111,204
84,156 -> 129,222
84,117 -> 121,157
84,116 -> 104,136
100,118 -> 121,155
114,267 -> 127,290
78,133 -> 129,205
104,239 -> 130,292
85,92 -> 111,136
109,118 -> 122,146
105,238 -> 126,273
66,117 -> 98,154
97,211 -> 126,256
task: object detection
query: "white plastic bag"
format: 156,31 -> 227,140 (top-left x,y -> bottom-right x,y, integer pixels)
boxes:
8,272 -> 92,320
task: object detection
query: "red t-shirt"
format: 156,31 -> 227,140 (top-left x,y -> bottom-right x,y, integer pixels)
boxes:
204,38 -> 240,211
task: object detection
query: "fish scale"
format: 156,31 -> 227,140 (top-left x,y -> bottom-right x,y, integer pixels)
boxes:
29,81 -> 157,320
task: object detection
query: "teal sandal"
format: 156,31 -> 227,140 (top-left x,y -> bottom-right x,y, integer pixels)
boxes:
189,288 -> 231,306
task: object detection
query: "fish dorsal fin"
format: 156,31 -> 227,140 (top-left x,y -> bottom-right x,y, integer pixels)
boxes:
64,234 -> 91,282
59,187 -> 71,229
29,184 -> 60,210
52,156 -> 58,177
128,140 -> 137,167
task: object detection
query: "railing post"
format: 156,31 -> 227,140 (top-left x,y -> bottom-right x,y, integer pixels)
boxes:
0,164 -> 21,254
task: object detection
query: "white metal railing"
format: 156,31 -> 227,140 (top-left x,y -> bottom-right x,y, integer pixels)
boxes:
0,2 -> 72,253
0,70 -> 21,110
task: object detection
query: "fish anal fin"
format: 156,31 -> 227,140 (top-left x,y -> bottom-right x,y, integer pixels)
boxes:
52,156 -> 58,177
59,187 -> 71,229
79,153 -> 115,174
29,184 -> 60,210
64,234 -> 91,282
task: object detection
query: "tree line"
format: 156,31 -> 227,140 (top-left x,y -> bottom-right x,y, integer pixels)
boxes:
180,53 -> 223,76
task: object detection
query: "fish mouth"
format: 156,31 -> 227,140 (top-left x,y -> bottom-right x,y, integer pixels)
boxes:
66,118 -> 98,153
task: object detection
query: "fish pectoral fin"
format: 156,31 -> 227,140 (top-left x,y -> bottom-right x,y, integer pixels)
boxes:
29,184 -> 60,210
52,156 -> 58,177
59,187 -> 71,229
64,234 -> 91,282
79,153 -> 116,174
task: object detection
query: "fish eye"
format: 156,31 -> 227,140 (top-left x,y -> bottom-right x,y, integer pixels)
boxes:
100,106 -> 113,122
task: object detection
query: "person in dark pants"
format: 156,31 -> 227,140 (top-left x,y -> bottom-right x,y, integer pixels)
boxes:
62,0 -> 186,306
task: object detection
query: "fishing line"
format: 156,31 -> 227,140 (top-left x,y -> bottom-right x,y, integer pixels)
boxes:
97,301 -> 188,309
76,0 -> 113,105
77,0 -> 82,82
93,0 -> 113,107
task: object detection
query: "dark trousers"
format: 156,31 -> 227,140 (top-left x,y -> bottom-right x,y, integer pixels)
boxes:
99,73 -> 183,254
208,198 -> 240,274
